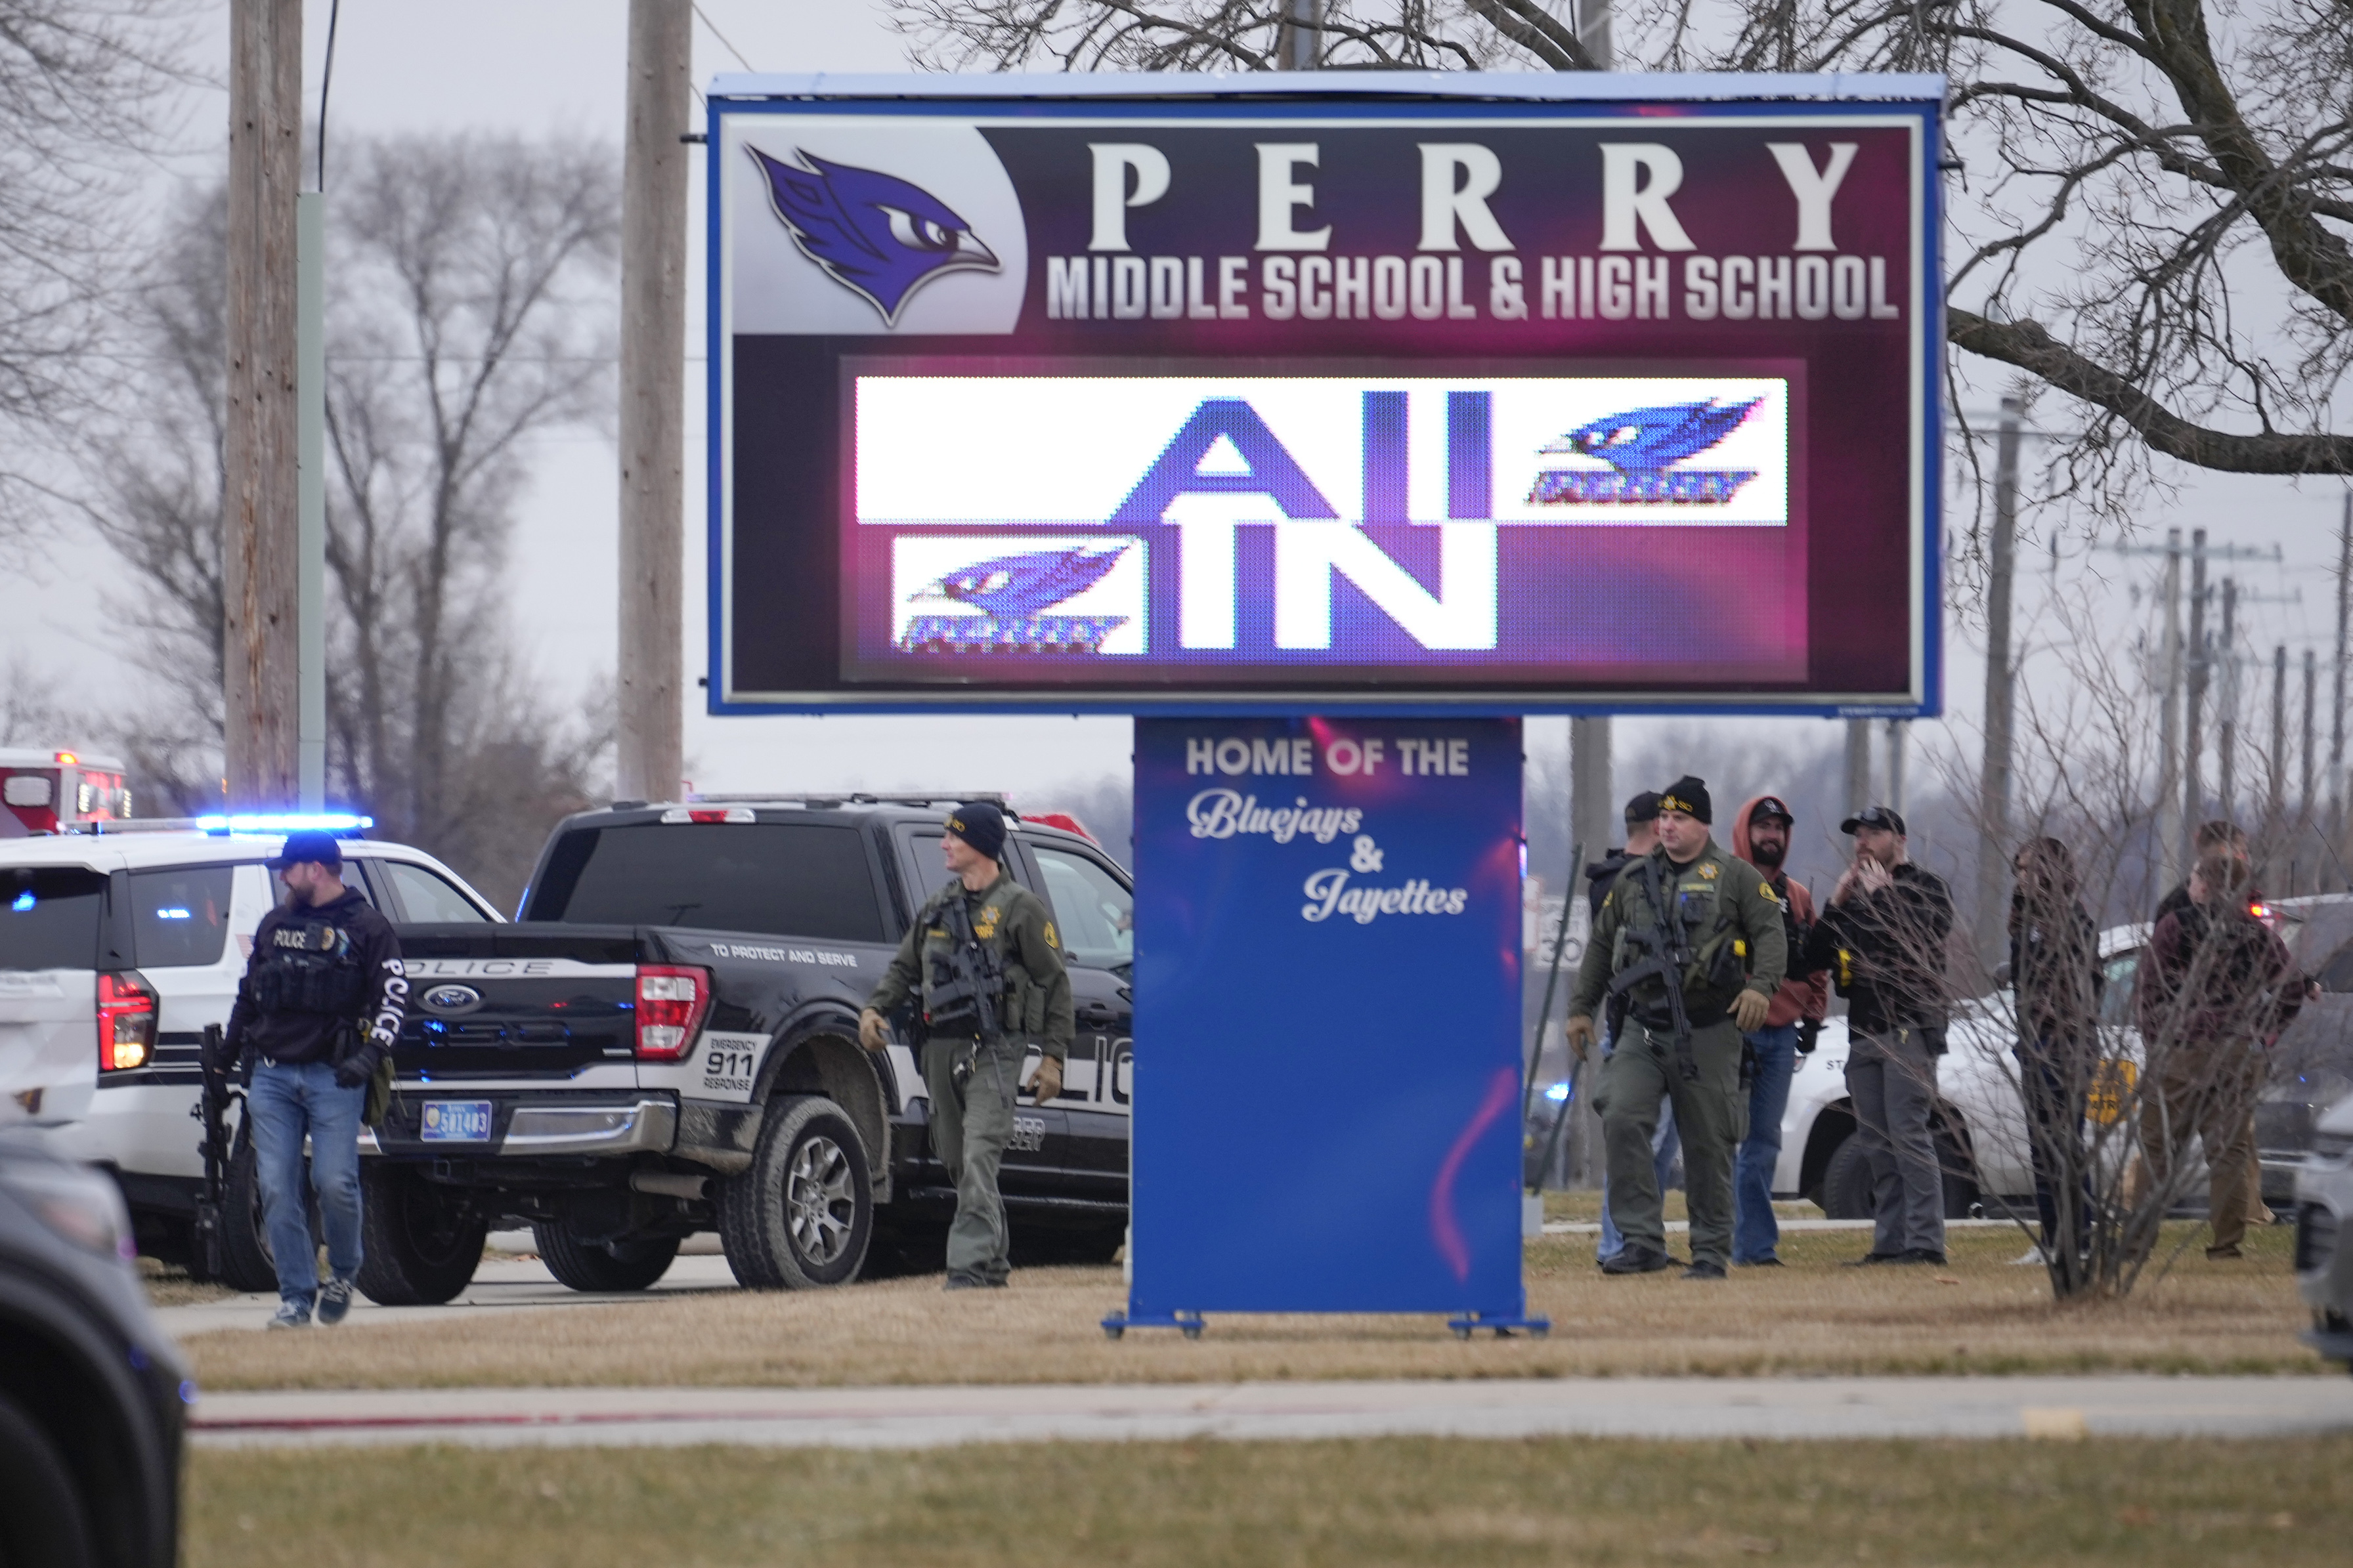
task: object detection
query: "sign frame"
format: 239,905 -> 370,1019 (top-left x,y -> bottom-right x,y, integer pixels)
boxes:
706,72 -> 1944,719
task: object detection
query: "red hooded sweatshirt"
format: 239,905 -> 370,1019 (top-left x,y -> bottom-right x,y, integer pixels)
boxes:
1731,794 -> 1830,1030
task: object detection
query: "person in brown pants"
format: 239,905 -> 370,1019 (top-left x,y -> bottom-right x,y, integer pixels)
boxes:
2134,855 -> 2302,1260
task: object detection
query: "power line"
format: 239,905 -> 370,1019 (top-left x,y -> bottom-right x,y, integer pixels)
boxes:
692,3 -> 755,70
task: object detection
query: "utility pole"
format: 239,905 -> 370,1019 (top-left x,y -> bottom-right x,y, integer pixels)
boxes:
223,0 -> 302,811
2272,644 -> 2289,836
2185,528 -> 2209,838
616,0 -> 691,805
2217,578 -> 2237,823
1974,394 -> 2021,964
2157,530 -> 2184,884
1577,0 -> 1614,66
1277,0 -> 1322,67
1844,718 -> 1873,816
1885,719 -> 1908,818
2334,492 -> 2351,855
2304,647 -> 2319,832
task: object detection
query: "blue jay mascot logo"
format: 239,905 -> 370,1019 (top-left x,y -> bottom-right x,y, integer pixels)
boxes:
899,544 -> 1134,656
748,147 -> 999,326
1528,397 -> 1764,505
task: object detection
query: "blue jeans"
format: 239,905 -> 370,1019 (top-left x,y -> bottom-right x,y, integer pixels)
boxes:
1733,1022 -> 1800,1263
247,1059 -> 366,1307
1596,1023 -> 1681,1261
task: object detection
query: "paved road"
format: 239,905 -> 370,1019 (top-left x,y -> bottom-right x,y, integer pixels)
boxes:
186,1376 -> 2353,1449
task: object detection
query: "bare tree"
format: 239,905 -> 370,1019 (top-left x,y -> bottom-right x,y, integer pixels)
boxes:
72,135 -> 621,904
894,0 -> 2352,493
0,1 -> 196,545
320,133 -> 621,895
893,0 -> 1600,70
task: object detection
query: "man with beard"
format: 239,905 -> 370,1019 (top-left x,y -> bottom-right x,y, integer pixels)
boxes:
1802,805 -> 1956,1266
1728,795 -> 1828,1267
2133,853 -> 2304,1261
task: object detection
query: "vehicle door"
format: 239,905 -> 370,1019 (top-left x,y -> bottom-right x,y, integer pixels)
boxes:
890,821 -> 1067,1190
1,861 -> 113,1130
1016,837 -> 1133,1202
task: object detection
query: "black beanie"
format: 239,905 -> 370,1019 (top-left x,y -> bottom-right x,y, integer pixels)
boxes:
944,801 -> 1008,861
1658,776 -> 1712,824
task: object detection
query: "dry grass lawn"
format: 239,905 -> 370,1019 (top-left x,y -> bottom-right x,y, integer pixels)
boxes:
181,1221 -> 2327,1391
183,1435 -> 2353,1567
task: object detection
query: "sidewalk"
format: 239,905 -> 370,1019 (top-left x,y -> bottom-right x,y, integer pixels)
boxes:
153,1240 -> 739,1338
188,1375 -> 2353,1449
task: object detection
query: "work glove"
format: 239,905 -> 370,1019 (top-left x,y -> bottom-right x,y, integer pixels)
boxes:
857,1007 -> 890,1053
1029,1054 -> 1064,1104
1796,1019 -> 1823,1055
1731,988 -> 1772,1034
333,1053 -> 372,1090
1565,1015 -> 1597,1061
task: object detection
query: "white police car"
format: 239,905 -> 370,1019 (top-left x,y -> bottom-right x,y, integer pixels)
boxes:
0,814 -> 500,1289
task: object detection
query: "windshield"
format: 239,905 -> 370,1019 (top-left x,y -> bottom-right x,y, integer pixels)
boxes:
525,822 -> 886,943
1,867 -> 107,971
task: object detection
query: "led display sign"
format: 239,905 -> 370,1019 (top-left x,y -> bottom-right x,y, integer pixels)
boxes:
708,74 -> 1943,714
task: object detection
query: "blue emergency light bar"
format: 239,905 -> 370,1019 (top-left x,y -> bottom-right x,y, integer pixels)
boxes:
194,813 -> 375,836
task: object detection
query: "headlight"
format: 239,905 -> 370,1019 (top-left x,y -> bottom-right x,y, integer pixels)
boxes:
0,1160 -> 135,1261
2312,1132 -> 2353,1171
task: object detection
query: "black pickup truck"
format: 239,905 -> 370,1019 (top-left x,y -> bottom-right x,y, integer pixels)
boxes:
353,797 -> 1134,1302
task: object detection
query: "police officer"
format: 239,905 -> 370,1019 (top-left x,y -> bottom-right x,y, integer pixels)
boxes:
859,802 -> 1074,1290
220,831 -> 408,1328
1566,778 -> 1786,1280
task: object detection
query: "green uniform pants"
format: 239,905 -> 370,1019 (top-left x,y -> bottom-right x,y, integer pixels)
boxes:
1597,1017 -> 1747,1268
922,1035 -> 1020,1284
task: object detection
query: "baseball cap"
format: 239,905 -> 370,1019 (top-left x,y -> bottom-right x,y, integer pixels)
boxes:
267,830 -> 345,870
1622,790 -> 1662,826
1750,796 -> 1794,826
1840,805 -> 1907,836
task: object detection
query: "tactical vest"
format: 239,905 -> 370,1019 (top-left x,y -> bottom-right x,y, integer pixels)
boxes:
251,916 -> 368,1015
1611,855 -> 1753,1027
918,883 -> 1047,1038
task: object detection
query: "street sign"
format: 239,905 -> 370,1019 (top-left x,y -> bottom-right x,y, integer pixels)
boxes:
708,72 -> 1943,715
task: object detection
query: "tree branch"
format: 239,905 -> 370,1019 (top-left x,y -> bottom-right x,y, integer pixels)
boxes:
1950,307 -> 2353,474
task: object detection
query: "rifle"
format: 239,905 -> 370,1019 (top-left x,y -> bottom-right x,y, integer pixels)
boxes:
926,891 -> 1004,1039
191,1023 -> 234,1282
1604,856 -> 1700,1082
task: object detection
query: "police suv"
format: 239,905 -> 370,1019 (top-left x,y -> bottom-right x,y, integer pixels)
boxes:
362,796 -> 1133,1301
0,816 -> 502,1292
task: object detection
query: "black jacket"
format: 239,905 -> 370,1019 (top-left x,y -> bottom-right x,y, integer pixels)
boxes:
223,888 -> 408,1072
1802,861 -> 1954,1038
1584,849 -> 1632,919
2008,895 -> 2103,1044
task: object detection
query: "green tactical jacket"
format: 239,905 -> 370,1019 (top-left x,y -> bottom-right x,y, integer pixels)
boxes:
868,870 -> 1076,1061
1570,837 -> 1788,1027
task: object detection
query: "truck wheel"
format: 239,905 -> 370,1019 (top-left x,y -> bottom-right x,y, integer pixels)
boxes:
532,1224 -> 680,1293
215,1130 -> 285,1294
355,1164 -> 486,1305
1821,1133 -> 1876,1220
718,1094 -> 872,1290
0,1391 -> 97,1568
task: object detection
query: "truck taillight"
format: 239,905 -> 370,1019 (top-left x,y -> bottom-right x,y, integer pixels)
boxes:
97,971 -> 156,1072
634,965 -> 712,1061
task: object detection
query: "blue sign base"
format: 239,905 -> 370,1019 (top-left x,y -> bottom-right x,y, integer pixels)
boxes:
1118,717 -> 1540,1338
1098,1308 -> 1551,1341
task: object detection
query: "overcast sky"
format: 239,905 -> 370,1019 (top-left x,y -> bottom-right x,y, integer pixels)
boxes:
5,0 -> 2348,834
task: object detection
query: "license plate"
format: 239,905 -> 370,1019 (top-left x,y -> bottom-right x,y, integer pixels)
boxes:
420,1100 -> 494,1142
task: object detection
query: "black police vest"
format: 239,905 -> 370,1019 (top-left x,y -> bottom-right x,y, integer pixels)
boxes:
251,918 -> 368,1015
